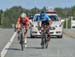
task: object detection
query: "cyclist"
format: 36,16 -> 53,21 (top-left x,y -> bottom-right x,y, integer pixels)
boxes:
16,13 -> 30,47
39,11 -> 53,45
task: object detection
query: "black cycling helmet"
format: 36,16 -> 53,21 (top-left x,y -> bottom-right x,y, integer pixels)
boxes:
40,10 -> 45,19
41,10 -> 45,13
40,10 -> 45,17
40,10 -> 46,14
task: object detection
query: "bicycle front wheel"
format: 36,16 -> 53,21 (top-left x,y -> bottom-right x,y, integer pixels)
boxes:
45,34 -> 48,48
20,33 -> 24,51
41,32 -> 47,49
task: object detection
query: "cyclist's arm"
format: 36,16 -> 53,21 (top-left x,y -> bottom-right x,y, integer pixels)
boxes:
16,17 -> 21,29
25,16 -> 30,27
29,19 -> 33,28
45,15 -> 53,25
49,19 -> 53,26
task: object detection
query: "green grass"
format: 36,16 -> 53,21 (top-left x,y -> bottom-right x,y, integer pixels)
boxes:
68,19 -> 71,29
63,19 -> 71,29
63,31 -> 75,38
63,20 -> 66,28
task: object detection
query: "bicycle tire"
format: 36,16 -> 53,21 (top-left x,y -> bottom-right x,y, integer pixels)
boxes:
41,31 -> 48,49
41,32 -> 46,49
45,34 -> 48,48
45,40 -> 48,48
20,33 -> 24,51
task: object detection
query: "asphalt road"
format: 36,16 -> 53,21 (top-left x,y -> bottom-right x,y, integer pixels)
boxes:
0,29 -> 75,57
0,29 -> 14,53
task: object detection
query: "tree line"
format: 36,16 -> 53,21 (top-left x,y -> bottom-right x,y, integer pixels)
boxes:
0,6 -> 75,28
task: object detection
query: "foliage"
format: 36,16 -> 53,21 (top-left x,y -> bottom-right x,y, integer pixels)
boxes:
0,5 -> 75,28
68,19 -> 71,28
0,10 -> 3,25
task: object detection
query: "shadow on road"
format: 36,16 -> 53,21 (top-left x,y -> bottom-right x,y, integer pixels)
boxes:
28,36 -> 62,39
6,47 -> 42,51
6,48 -> 21,51
27,47 -> 42,49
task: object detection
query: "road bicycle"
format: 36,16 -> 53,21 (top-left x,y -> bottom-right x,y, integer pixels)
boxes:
17,27 -> 25,51
41,25 -> 50,49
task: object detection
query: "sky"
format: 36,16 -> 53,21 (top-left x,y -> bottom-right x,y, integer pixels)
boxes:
0,0 -> 75,10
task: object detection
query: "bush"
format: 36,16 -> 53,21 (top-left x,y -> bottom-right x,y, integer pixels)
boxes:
63,19 -> 66,28
68,19 -> 71,29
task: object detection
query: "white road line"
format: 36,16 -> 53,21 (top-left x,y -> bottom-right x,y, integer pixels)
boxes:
1,32 -> 17,57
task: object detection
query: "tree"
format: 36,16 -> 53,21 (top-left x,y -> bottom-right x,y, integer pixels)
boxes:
71,6 -> 75,16
1,5 -> 75,28
1,6 -> 26,27
31,7 -> 40,15
0,10 -> 3,25
55,8 -> 65,18
41,6 -> 47,11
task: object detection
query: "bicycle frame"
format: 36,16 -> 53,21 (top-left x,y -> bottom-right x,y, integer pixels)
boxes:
17,26 -> 25,51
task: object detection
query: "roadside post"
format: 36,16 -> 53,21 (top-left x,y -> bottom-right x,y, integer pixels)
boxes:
71,16 -> 73,29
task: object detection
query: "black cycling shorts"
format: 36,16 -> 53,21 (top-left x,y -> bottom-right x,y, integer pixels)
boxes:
41,20 -> 49,27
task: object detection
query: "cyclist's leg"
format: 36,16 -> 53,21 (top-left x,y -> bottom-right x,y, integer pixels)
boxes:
17,28 -> 21,40
47,25 -> 51,42
37,21 -> 41,30
17,31 -> 20,40
24,26 -> 28,47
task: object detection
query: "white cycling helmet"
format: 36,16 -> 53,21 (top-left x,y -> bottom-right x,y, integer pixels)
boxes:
20,13 -> 26,18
